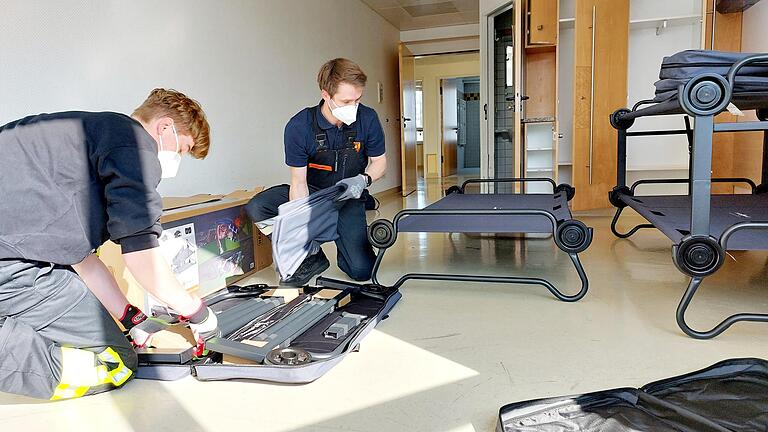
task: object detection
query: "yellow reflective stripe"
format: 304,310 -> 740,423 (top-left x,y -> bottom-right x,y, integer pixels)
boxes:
97,347 -> 119,364
108,366 -> 132,386
97,347 -> 133,386
50,383 -> 89,400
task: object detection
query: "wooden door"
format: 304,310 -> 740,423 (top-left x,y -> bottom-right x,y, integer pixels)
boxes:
399,43 -> 418,196
571,0 -> 629,211
441,78 -> 459,177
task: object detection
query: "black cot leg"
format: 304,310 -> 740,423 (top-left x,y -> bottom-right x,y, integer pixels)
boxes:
676,276 -> 768,339
370,247 -> 387,286
372,248 -> 588,303
690,115 -> 714,236
610,207 -> 655,239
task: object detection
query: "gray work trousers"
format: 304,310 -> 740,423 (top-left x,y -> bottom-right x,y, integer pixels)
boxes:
0,259 -> 137,399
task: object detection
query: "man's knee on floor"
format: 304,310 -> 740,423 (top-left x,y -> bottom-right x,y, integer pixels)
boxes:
343,265 -> 374,281
113,345 -> 139,372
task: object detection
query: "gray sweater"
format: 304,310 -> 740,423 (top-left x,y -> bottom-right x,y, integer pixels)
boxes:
0,111 -> 163,265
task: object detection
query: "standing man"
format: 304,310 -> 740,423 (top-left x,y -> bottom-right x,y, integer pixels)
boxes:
0,89 -> 220,400
246,58 -> 387,287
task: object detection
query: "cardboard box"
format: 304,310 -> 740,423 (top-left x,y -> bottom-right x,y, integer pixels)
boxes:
100,187 -> 272,310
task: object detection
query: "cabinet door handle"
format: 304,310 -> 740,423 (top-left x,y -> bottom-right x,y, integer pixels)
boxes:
589,5 -> 596,185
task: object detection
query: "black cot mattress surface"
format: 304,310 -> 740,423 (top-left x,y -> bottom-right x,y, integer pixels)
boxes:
619,193 -> 768,249
497,358 -> 768,432
397,192 -> 573,234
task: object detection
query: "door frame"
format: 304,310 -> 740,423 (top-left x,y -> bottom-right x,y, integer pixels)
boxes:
434,73 -> 480,179
399,43 -> 418,196
481,1 -> 516,186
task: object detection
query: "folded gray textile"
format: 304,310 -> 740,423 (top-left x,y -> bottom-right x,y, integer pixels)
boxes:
272,185 -> 346,280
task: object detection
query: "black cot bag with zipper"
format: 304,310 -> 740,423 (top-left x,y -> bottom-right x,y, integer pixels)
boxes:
653,50 -> 768,106
496,358 -> 768,432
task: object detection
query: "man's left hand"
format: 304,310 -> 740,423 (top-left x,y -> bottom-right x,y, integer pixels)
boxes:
335,174 -> 368,201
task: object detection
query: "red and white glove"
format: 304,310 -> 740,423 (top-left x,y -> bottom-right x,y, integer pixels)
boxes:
120,304 -> 171,348
183,304 -> 221,357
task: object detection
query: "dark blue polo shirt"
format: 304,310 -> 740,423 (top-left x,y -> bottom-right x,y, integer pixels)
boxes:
284,100 -> 385,168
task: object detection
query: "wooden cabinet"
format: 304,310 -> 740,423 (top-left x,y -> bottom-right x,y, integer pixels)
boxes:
528,0 -> 558,45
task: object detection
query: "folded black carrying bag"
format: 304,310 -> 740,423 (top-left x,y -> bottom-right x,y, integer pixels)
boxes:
497,358 -> 768,432
653,50 -> 768,107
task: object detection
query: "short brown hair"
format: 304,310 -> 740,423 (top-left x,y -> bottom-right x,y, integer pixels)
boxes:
133,88 -> 210,159
317,58 -> 367,96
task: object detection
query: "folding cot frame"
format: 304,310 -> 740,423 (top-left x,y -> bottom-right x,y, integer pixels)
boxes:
355,178 -> 594,303
609,53 -> 768,339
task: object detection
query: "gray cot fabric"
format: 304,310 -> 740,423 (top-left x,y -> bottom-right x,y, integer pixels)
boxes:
0,259 -> 137,399
272,185 -> 346,280
619,193 -> 768,249
398,192 -> 572,234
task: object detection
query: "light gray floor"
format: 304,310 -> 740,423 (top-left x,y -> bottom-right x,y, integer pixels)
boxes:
1,178 -> 767,432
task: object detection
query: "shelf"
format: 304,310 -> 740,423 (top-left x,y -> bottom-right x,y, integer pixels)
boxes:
526,167 -> 554,173
559,17 -> 575,29
558,161 -> 572,166
627,165 -> 688,172
524,44 -> 556,54
527,147 -> 554,151
559,15 -> 700,32
522,116 -> 555,124
630,15 -> 701,32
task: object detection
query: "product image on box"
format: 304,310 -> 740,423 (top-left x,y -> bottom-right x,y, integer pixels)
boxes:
165,206 -> 256,294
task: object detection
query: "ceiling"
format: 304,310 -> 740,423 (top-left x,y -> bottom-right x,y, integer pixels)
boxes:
360,0 -> 479,31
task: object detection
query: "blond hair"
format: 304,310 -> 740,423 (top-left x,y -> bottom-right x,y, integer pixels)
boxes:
317,58 -> 368,96
133,88 -> 210,159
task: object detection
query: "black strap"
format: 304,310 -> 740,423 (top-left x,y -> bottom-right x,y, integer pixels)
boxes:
310,106 -> 327,151
311,104 -> 359,150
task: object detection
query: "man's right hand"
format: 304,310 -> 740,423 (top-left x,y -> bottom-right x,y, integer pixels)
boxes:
184,305 -> 222,357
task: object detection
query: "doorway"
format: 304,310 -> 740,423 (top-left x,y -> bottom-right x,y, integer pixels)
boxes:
440,76 -> 481,179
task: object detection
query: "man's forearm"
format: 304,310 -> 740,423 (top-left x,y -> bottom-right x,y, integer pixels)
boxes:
122,247 -> 202,316
366,157 -> 387,182
73,253 -> 130,318
290,181 -> 309,201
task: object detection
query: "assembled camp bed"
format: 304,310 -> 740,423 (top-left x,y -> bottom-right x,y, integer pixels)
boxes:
364,178 -> 593,302
608,50 -> 768,338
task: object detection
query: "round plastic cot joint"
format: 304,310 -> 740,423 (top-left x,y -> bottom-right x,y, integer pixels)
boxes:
554,183 -> 576,201
609,186 -> 631,209
555,220 -> 593,254
679,73 -> 731,117
610,108 -> 635,130
672,235 -> 725,278
367,219 -> 396,249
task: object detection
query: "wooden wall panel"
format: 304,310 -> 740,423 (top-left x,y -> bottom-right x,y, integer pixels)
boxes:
572,0 -> 630,210
524,50 -> 557,119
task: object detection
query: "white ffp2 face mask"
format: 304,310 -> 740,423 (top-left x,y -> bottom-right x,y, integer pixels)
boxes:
157,124 -> 181,179
329,99 -> 359,125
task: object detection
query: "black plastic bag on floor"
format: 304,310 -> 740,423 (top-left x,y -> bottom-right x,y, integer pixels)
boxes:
497,358 -> 768,432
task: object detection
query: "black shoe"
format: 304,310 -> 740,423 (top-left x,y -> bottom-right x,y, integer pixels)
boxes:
279,250 -> 330,287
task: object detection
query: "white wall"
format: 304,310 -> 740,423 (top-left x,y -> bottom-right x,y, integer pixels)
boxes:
742,0 -> 768,52
0,0 -> 401,197
626,0 -> 702,172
